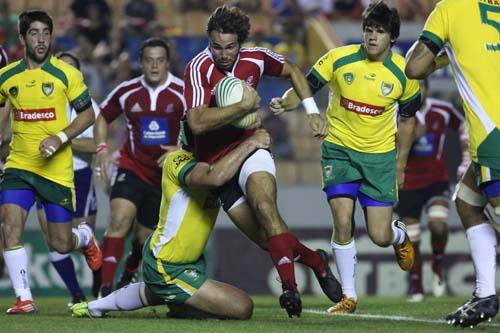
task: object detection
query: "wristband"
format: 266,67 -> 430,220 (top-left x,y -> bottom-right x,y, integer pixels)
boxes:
96,143 -> 108,154
302,97 -> 320,115
56,131 -> 69,144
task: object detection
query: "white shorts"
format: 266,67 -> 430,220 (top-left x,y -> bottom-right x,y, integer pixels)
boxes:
238,149 -> 276,195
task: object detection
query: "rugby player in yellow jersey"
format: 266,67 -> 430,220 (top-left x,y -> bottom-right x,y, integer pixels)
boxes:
71,128 -> 271,320
405,0 -> 500,327
271,0 -> 420,314
0,11 -> 101,315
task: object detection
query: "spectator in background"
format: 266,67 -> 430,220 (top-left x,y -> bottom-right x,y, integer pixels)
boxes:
270,0 -> 304,36
297,0 -> 334,18
0,0 -> 17,50
70,0 -> 112,46
243,26 -> 273,49
274,27 -> 307,70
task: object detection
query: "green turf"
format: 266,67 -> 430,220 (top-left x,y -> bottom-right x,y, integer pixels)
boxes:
0,296 -> 498,333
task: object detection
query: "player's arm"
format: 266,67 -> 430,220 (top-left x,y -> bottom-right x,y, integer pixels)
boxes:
396,116 -> 416,189
186,85 -> 260,135
405,41 -> 449,79
184,129 -> 271,188
271,60 -> 327,139
93,113 -> 113,180
39,105 -> 95,159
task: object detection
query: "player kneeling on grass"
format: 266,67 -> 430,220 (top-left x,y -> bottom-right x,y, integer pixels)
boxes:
71,126 -> 271,320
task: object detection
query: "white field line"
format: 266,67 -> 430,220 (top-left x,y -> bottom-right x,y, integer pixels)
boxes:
303,309 -> 500,327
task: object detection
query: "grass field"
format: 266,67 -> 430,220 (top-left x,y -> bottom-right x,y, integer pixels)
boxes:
0,296 -> 498,333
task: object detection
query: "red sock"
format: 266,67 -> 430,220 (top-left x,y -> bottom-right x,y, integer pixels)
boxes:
123,241 -> 143,273
268,233 -> 297,291
291,236 -> 325,276
101,236 -> 125,287
409,241 -> 423,293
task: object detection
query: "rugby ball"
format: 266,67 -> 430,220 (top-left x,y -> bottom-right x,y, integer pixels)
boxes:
214,76 -> 258,129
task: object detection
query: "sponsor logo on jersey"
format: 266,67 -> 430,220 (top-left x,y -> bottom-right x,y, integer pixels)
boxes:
364,73 -> 376,81
340,96 -> 384,116
246,75 -> 254,86
381,81 -> 394,96
26,80 -> 36,87
184,269 -> 199,280
42,82 -> 54,96
166,104 -> 174,113
15,108 -> 56,121
343,72 -> 354,85
9,86 -> 18,97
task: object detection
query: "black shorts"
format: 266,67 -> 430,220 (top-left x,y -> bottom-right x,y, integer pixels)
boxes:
213,173 -> 244,212
111,168 -> 161,229
395,181 -> 450,219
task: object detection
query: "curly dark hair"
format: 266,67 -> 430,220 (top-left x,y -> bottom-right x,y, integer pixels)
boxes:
362,0 -> 400,42
206,6 -> 251,44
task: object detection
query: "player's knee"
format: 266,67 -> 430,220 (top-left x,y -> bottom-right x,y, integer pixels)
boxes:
48,238 -> 73,253
369,231 -> 392,247
427,205 -> 448,224
252,197 -> 277,217
406,223 -> 421,243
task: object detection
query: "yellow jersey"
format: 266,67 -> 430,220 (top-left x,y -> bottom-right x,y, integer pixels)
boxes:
0,55 -> 91,188
421,0 -> 500,168
310,44 -> 420,153
149,149 -> 220,264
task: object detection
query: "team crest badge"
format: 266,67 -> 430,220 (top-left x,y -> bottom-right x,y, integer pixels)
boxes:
9,86 -> 18,97
42,82 -> 54,96
343,72 -> 354,85
381,81 -> 394,96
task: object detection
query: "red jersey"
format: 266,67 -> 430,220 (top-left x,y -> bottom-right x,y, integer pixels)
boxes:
403,97 -> 464,190
100,74 -> 185,187
184,47 -> 284,163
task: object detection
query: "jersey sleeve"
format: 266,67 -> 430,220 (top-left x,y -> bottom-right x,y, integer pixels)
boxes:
100,87 -> 124,123
309,50 -> 336,87
166,149 -> 197,187
420,1 -> 449,54
66,67 -> 92,113
183,60 -> 212,109
261,48 -> 285,77
398,78 -> 421,118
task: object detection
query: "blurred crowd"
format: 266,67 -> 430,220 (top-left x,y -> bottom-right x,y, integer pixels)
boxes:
0,0 -> 448,175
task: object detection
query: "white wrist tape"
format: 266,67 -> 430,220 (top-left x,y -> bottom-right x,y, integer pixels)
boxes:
302,97 -> 320,115
56,131 -> 69,144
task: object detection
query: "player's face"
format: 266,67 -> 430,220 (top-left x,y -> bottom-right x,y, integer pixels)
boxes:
59,55 -> 77,69
209,31 -> 240,71
21,21 -> 51,64
141,46 -> 169,87
363,24 -> 392,61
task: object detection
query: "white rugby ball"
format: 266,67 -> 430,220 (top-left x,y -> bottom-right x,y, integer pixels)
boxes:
215,76 -> 258,129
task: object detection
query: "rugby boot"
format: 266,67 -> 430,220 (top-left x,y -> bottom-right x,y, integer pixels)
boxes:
71,302 -> 104,318
327,295 -> 357,314
279,290 -> 302,318
392,220 -> 415,271
6,297 -> 37,315
446,294 -> 499,328
79,222 -> 103,271
313,249 -> 342,302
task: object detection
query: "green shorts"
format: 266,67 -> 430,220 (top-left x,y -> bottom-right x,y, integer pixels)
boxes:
472,161 -> 500,185
321,141 -> 397,203
142,238 -> 207,304
0,168 -> 75,211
